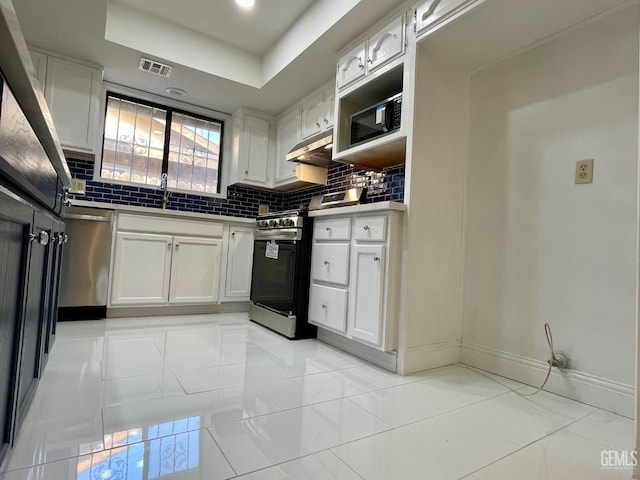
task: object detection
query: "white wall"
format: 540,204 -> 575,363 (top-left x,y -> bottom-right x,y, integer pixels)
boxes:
461,8 -> 638,415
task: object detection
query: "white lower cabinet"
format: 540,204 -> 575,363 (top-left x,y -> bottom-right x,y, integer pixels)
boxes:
169,236 -> 222,304
111,232 -> 173,305
110,214 -> 229,307
349,244 -> 385,345
309,210 -> 402,352
222,226 -> 254,300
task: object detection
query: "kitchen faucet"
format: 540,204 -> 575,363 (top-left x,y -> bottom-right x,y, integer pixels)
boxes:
160,173 -> 170,209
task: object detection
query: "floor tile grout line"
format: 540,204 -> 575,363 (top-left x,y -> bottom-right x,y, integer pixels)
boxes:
203,427 -> 239,477
461,413 -> 593,478
328,448 -> 367,480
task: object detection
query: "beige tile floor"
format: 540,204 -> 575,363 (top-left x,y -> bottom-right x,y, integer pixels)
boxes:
2,314 -> 635,479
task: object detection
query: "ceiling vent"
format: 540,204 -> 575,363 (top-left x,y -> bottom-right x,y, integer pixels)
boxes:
138,58 -> 173,78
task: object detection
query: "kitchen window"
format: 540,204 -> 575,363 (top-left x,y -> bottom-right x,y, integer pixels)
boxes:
100,92 -> 224,195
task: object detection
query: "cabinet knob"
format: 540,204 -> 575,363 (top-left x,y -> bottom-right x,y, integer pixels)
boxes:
245,170 -> 249,175
316,122 -> 321,128
325,227 -> 331,232
168,243 -> 172,249
63,234 -> 69,244
30,231 -> 49,245
363,225 -> 370,231
231,232 -> 235,237
373,256 -> 381,262
175,243 -> 180,249
358,62 -> 364,69
324,260 -> 330,266
324,118 -> 328,124
321,304 -> 327,310
367,58 -> 373,64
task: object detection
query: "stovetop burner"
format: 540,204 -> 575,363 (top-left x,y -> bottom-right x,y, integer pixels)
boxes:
256,209 -> 308,230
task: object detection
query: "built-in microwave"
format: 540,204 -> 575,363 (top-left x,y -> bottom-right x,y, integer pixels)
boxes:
349,93 -> 402,148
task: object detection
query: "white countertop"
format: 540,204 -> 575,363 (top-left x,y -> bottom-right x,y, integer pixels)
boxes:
308,201 -> 406,217
68,199 -> 256,224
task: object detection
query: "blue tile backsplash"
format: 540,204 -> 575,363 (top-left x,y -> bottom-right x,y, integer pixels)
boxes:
67,157 -> 404,218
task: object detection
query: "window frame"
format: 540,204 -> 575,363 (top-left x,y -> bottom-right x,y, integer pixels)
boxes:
95,83 -> 230,199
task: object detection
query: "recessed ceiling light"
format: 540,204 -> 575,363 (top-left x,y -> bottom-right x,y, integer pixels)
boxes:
235,0 -> 255,9
166,87 -> 187,97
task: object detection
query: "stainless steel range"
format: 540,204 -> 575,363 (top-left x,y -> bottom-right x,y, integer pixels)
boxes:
249,209 -> 316,339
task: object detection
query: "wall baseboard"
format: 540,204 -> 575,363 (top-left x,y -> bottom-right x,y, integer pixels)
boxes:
398,341 -> 461,375
106,302 -> 250,318
317,328 -> 398,372
461,343 -> 635,418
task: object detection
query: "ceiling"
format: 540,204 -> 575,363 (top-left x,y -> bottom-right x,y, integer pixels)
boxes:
12,0 -> 404,116
117,0 -> 316,55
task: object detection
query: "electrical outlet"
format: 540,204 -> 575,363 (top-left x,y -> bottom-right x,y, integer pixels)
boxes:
575,159 -> 594,184
70,178 -> 86,194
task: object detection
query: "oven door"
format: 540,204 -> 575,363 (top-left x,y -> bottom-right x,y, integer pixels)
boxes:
250,238 -> 299,314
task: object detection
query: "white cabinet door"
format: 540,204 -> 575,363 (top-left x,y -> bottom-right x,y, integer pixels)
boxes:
241,115 -> 270,183
349,244 -> 385,346
28,51 -> 47,90
300,93 -> 324,139
337,44 -> 367,91
111,232 -> 173,305
416,0 -> 479,37
367,16 -> 405,73
169,236 -> 222,304
43,56 -> 101,153
225,227 -> 254,298
322,87 -> 335,130
309,284 -> 348,333
275,108 -> 300,183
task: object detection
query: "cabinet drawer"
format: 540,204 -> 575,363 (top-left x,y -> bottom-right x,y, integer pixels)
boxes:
354,216 -> 386,241
311,243 -> 350,285
314,218 -> 351,241
309,284 -> 348,333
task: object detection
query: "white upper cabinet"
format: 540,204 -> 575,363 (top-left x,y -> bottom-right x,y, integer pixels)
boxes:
40,55 -> 102,155
275,108 -> 301,183
367,17 -> 405,73
301,92 -> 324,139
337,44 -> 367,91
337,15 -> 406,92
242,115 -> 270,182
229,109 -> 274,188
322,88 -> 335,130
416,0 -> 483,38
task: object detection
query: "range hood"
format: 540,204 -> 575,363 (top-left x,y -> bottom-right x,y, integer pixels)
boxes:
286,131 -> 334,167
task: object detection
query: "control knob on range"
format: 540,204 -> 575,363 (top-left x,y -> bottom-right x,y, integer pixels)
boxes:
268,219 -> 277,227
285,218 -> 295,227
278,218 -> 286,227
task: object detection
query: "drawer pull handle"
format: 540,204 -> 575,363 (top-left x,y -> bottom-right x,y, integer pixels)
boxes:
324,260 -> 330,266
373,256 -> 381,262
363,225 -> 370,231
321,304 -> 327,309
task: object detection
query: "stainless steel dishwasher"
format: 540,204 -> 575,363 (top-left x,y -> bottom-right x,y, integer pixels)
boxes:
58,206 -> 113,320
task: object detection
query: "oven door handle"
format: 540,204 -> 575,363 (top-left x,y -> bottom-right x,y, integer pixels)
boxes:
255,229 -> 302,241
